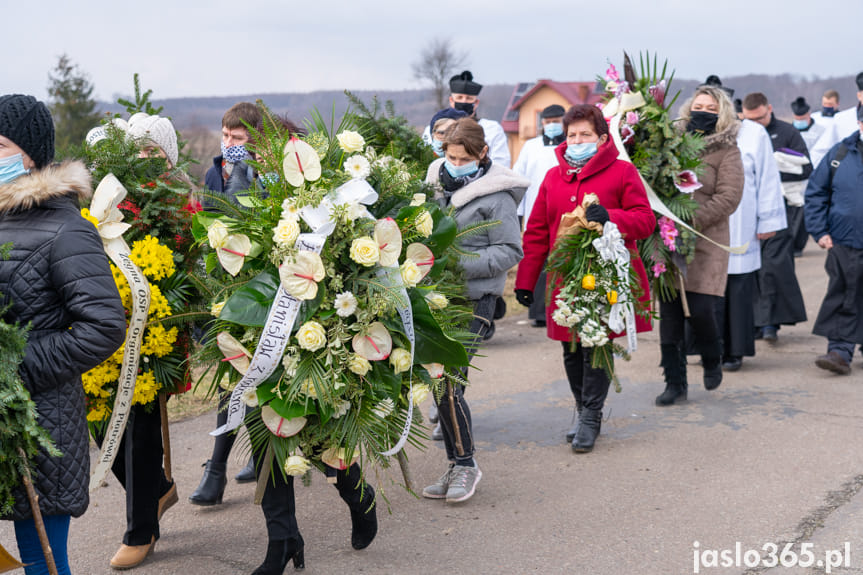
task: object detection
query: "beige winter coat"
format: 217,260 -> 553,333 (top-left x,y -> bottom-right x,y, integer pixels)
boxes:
684,123 -> 744,296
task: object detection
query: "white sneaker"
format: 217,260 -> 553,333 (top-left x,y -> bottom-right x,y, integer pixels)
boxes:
445,464 -> 482,503
422,463 -> 455,499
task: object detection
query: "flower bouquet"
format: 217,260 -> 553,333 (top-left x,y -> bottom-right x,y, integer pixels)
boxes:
546,195 -> 648,390
598,53 -> 705,301
81,95 -> 206,430
193,102 -> 473,486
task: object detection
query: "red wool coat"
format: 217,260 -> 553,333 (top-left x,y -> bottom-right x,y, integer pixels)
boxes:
515,140 -> 656,342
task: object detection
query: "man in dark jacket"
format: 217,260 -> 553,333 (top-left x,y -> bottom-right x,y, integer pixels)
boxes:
742,92 -> 809,342
0,94 -> 126,574
803,106 -> 863,374
203,101 -> 262,201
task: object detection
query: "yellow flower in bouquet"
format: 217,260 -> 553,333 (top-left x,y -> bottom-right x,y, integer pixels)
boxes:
132,371 -> 161,405
130,235 -> 176,281
110,263 -> 132,309
147,284 -> 172,319
86,400 -> 110,422
141,324 -> 179,357
80,208 -> 99,228
284,455 -> 311,476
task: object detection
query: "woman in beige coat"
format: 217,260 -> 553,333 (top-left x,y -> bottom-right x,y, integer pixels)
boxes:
656,85 -> 744,405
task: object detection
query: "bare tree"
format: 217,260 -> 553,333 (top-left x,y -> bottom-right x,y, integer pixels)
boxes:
412,38 -> 468,109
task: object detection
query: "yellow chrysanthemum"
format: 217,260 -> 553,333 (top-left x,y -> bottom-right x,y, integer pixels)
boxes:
130,235 -> 176,281
80,208 -> 99,228
141,324 -> 178,357
87,400 -> 110,422
132,371 -> 161,405
110,263 -> 132,309
147,284 -> 172,319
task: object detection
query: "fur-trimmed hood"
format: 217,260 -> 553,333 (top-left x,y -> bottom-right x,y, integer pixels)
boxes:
426,158 -> 528,208
0,161 -> 91,213
701,121 -> 740,154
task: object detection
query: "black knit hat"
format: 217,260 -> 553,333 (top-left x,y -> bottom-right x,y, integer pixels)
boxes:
0,94 -> 55,169
790,97 -> 810,116
449,71 -> 482,96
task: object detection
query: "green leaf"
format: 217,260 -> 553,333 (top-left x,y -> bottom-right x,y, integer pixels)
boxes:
371,360 -> 402,401
294,284 -> 325,330
424,205 -> 457,257
409,289 -> 469,366
220,268 -> 281,327
193,212 -> 218,243
205,252 -> 218,274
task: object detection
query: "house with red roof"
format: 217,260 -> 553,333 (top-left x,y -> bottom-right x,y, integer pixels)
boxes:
502,80 -> 604,163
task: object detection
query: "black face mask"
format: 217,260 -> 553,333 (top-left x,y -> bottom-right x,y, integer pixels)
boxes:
686,111 -> 719,135
822,106 -> 836,117
453,101 -> 475,116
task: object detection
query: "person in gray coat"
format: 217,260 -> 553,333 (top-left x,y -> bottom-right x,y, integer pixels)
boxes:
422,117 -> 527,504
0,94 -> 126,575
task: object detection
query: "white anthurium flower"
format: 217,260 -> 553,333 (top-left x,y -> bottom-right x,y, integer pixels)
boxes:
261,405 -> 307,438
216,331 -> 252,375
422,363 -> 445,379
279,251 -> 326,300
409,193 -> 426,206
321,447 -> 359,470
351,322 -> 392,361
283,137 -> 322,187
406,243 -> 435,281
208,221 -> 252,277
374,218 -> 402,267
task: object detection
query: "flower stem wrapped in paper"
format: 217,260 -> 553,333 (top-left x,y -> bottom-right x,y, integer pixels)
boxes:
546,194 -> 648,390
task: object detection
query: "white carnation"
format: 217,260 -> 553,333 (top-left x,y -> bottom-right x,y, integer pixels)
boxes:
334,291 -> 358,318
344,155 -> 371,180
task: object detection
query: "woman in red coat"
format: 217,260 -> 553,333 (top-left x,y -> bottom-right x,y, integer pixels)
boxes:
515,104 -> 655,453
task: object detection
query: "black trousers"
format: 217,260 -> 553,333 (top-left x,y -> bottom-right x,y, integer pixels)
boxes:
95,403 -> 171,545
561,342 -> 611,411
813,244 -> 863,346
435,294 -> 496,463
661,291 -> 722,366
528,270 -> 547,322
259,461 -> 366,541
723,272 -> 757,359
789,204 -> 809,253
755,207 -> 807,327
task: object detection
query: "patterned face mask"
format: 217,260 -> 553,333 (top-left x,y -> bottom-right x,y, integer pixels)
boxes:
221,141 -> 250,164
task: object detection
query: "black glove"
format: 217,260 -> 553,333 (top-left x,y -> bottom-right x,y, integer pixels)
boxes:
515,289 -> 534,307
585,204 -> 610,226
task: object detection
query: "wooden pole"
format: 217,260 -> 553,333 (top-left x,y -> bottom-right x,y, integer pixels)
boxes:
396,450 -> 413,492
18,448 -> 57,575
159,393 -> 172,482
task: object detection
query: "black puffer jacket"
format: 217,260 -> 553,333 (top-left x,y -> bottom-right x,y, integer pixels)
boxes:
0,161 -> 126,521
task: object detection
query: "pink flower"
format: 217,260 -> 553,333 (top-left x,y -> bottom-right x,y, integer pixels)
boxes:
659,217 -> 678,251
674,170 -> 703,194
620,124 -> 635,145
615,81 -> 631,97
652,261 -> 667,278
649,80 -> 666,107
625,111 -> 640,126
605,64 -> 620,83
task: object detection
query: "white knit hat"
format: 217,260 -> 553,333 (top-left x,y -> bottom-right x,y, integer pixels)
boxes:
127,113 -> 178,166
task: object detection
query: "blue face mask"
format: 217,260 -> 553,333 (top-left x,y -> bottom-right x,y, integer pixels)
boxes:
444,159 -> 479,178
543,122 -> 564,140
792,119 -> 809,130
0,154 -> 30,184
431,139 -> 444,157
565,142 -> 598,163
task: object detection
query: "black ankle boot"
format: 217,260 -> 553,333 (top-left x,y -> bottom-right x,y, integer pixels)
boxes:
565,402 -> 583,443
189,460 -> 227,506
656,343 -> 687,406
703,357 -> 722,390
336,466 -> 378,550
251,535 -> 305,574
572,408 -> 602,453
235,457 -> 256,483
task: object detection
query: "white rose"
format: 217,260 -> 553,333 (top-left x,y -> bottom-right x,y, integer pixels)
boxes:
241,387 -> 259,408
347,354 -> 371,376
273,218 -> 300,248
207,220 -> 229,248
336,130 -> 365,153
211,300 -> 226,317
415,210 -> 434,238
400,259 -> 423,288
425,292 -> 448,310
296,321 -> 327,351
411,384 -> 431,406
389,347 -> 412,374
284,455 -> 311,476
410,193 -> 426,207
350,236 -> 380,267
334,291 -> 358,318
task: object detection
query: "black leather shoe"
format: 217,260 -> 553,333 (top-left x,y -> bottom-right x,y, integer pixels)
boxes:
722,357 -> 742,372
350,484 -> 377,550
235,458 -> 256,483
572,408 -> 602,453
703,361 -> 722,390
251,535 -> 305,574
189,460 -> 227,506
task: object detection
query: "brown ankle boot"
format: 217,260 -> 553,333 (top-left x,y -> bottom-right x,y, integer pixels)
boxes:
157,482 -> 178,521
110,536 -> 155,570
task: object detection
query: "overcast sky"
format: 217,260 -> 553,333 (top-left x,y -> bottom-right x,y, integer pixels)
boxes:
6,0 -> 860,103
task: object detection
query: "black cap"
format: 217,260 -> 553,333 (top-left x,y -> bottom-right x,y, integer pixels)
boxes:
856,72 -> 863,91
429,108 -> 468,136
734,98 -> 743,115
0,94 -> 55,169
702,75 -> 734,98
540,104 -> 566,119
449,71 -> 482,96
790,97 -> 810,116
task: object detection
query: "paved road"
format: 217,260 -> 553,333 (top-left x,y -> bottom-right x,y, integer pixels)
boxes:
3,243 -> 863,575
